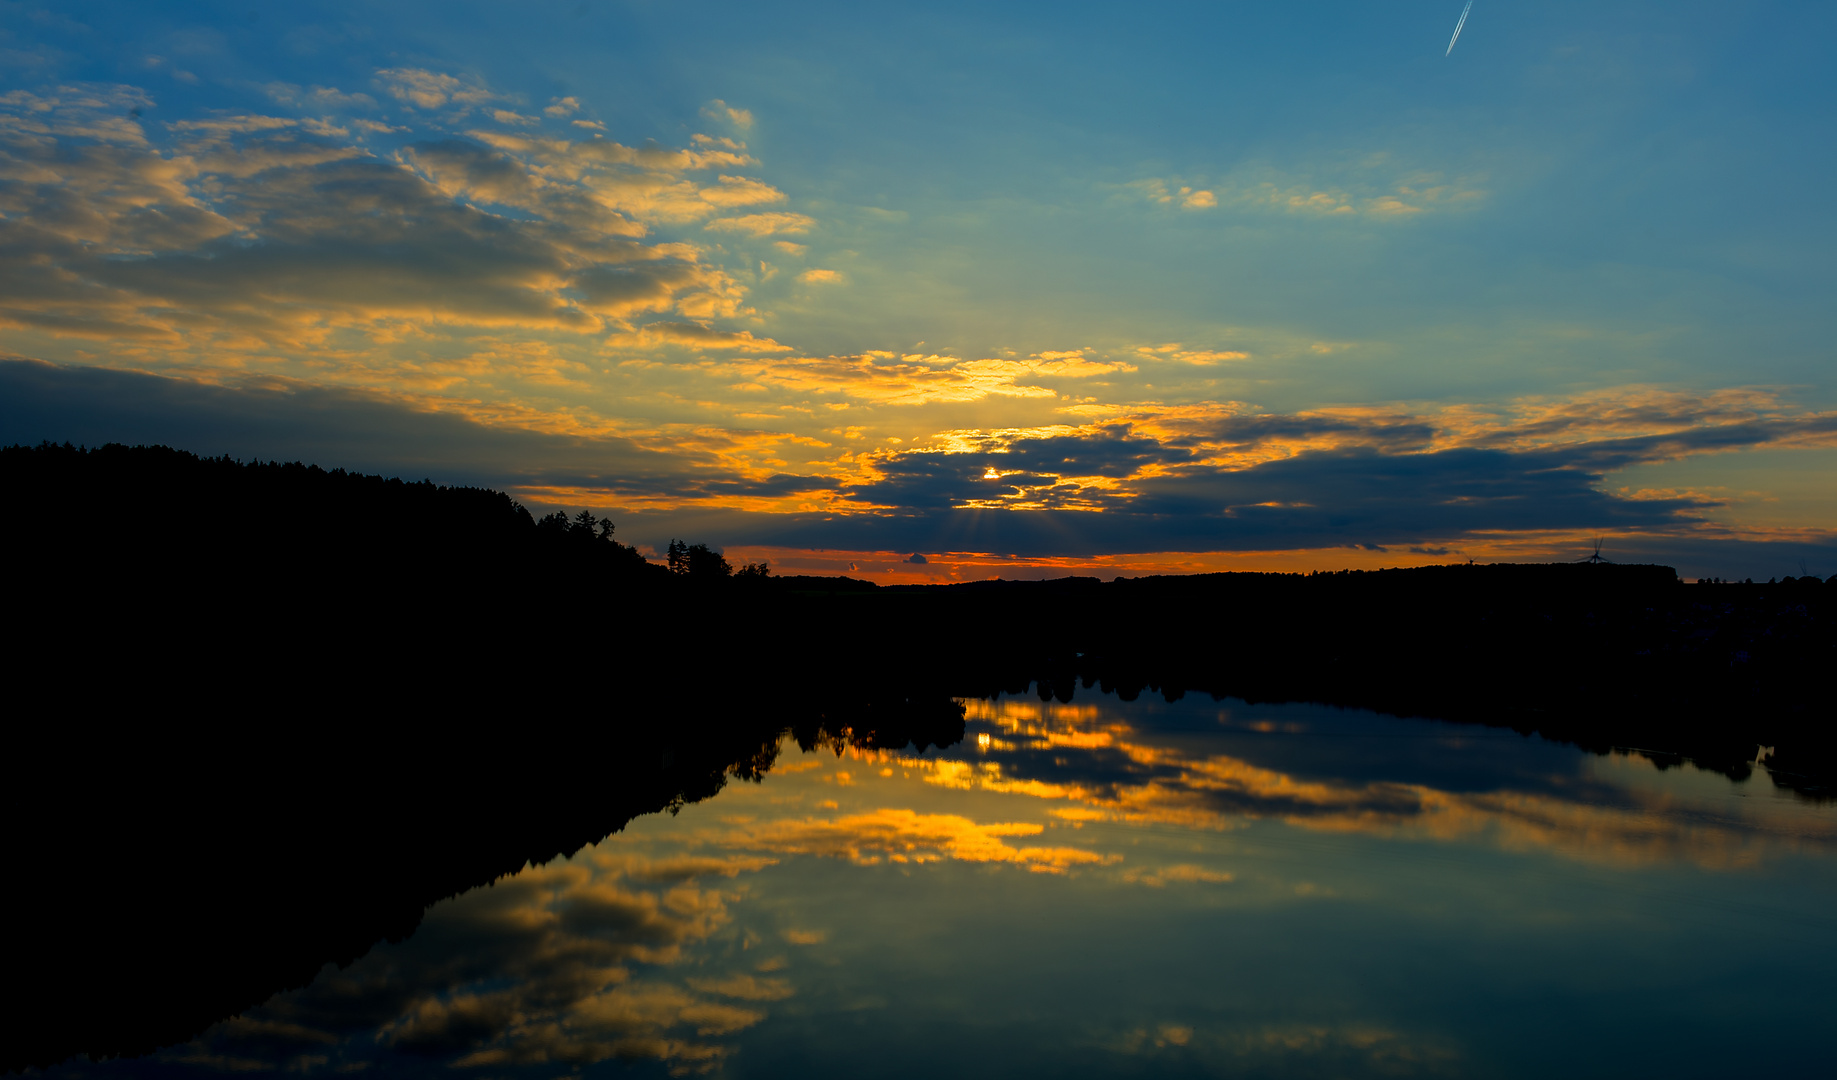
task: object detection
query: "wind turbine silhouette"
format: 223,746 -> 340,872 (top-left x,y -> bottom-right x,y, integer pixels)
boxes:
1578,538 -> 1612,565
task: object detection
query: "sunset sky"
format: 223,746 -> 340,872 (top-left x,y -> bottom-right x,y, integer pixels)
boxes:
2,0 -> 1832,580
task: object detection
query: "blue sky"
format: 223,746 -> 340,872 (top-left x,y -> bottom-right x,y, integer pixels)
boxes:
2,0 -> 1832,578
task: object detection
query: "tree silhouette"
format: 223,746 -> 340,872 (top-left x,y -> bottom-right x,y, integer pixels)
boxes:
686,543 -> 732,578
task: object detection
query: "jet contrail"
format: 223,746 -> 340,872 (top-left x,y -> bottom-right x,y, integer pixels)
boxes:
1446,0 -> 1473,56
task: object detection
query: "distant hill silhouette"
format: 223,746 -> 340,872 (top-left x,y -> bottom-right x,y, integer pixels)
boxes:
2,441 -> 1831,1071
3,441 -> 1828,771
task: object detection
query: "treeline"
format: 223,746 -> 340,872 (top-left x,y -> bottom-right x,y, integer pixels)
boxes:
4,441 -> 1829,781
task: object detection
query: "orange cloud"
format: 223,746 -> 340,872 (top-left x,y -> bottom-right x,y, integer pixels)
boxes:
729,808 -> 1118,874
618,322 -> 792,352
705,212 -> 815,236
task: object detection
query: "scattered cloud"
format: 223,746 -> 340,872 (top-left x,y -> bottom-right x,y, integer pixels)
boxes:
797,268 -> 842,284
1128,179 -> 1216,210
1126,162 -> 1486,219
0,86 -> 778,371
723,352 -> 1128,408
705,212 -> 815,236
621,321 -> 792,352
1134,343 -> 1250,364
261,82 -> 378,111
729,808 -> 1118,874
1121,864 -> 1234,887
702,99 -> 753,129
374,67 -> 495,110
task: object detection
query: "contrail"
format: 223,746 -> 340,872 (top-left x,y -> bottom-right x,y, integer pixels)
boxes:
1446,0 -> 1473,56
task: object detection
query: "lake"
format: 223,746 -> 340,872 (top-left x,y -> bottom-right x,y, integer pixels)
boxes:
50,692 -> 1836,1078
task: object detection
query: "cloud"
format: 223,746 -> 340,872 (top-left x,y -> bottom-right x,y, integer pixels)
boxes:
722,353 -> 1127,408
729,808 -> 1118,873
701,99 -> 753,129
845,425 -> 1191,511
623,321 -> 792,352
374,68 -> 495,110
1128,179 -> 1215,210
261,83 -> 379,111
0,358 -> 831,508
598,386 -> 1837,564
545,96 -> 581,117
1121,864 -> 1234,887
704,212 -> 815,236
905,552 -> 928,564
15,349 -> 1827,573
166,115 -> 297,135
1126,162 -> 1486,220
0,90 -> 762,356
1134,343 -> 1250,364
797,268 -> 842,284
686,975 -> 795,1002
463,129 -> 774,224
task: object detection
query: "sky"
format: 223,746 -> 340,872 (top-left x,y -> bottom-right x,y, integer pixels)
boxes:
2,0 -> 1833,580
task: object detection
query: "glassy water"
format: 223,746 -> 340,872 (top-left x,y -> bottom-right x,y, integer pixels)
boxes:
53,695 -> 1836,1078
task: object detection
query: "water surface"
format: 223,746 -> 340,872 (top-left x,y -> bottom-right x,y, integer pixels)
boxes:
58,694 -> 1837,1078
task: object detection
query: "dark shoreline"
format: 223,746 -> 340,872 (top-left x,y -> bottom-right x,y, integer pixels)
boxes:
5,442 -> 1828,782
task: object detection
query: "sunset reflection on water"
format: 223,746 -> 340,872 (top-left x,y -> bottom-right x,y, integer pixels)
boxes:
67,693 -> 1837,1079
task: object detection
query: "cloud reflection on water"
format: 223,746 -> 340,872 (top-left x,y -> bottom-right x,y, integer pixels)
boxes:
155,852 -> 781,1075
919,697 -> 1837,872
117,693 -> 1836,1078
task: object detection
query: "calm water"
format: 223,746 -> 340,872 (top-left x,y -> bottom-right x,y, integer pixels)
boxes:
57,694 -> 1837,1078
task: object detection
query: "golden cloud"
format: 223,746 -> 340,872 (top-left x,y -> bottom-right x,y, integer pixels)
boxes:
701,99 -> 754,130
0,85 -> 771,379
705,212 -> 815,236
728,807 -> 1119,874
617,321 -> 792,352
1134,343 -> 1251,364
374,67 -> 495,110
723,352 -> 1133,407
